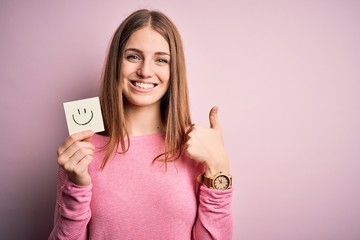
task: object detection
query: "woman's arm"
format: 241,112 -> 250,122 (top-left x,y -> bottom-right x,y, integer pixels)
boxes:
186,106 -> 233,239
193,186 -> 233,240
48,168 -> 92,240
49,131 -> 95,239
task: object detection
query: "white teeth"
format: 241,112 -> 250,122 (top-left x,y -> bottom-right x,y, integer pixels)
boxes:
134,82 -> 155,89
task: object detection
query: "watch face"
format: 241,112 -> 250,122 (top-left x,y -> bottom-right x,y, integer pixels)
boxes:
214,175 -> 230,190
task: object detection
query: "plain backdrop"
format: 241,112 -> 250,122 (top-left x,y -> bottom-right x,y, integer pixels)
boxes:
1,0 -> 360,239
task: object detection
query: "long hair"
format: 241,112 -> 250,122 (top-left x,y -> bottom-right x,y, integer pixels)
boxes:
99,9 -> 191,168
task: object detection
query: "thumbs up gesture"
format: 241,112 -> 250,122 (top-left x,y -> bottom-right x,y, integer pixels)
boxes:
185,106 -> 230,177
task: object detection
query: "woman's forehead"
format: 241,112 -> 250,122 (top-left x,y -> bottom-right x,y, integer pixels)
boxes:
125,27 -> 170,54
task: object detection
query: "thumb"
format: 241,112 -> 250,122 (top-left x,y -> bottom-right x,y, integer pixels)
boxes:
209,106 -> 220,129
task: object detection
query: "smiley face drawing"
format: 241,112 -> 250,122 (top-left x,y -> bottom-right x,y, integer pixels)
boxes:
63,97 -> 105,135
72,108 -> 94,126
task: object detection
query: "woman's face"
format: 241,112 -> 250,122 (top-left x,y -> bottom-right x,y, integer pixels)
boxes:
120,26 -> 171,109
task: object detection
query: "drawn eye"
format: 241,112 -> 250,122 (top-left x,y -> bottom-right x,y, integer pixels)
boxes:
72,108 -> 94,126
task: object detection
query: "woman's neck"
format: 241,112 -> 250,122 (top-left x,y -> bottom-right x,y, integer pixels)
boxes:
124,104 -> 165,137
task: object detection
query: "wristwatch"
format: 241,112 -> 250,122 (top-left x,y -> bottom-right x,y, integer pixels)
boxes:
201,172 -> 232,190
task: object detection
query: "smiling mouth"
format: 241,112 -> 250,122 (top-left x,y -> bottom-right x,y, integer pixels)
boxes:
131,81 -> 157,89
72,110 -> 94,125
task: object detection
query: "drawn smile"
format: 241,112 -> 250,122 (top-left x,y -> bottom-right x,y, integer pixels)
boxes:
72,108 -> 94,125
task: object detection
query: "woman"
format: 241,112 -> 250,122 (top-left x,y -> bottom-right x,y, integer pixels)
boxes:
50,9 -> 232,240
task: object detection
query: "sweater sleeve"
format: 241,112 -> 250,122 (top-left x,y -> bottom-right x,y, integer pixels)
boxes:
48,167 -> 92,240
192,185 -> 233,240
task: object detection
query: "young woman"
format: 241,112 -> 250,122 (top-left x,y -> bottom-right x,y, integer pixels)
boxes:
50,9 -> 233,240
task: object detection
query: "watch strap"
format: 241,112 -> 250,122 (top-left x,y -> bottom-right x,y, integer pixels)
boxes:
203,174 -> 213,188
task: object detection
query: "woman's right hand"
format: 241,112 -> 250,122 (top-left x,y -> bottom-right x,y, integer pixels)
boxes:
57,130 -> 95,186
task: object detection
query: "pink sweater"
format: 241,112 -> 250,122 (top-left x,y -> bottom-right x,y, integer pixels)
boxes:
49,133 -> 233,240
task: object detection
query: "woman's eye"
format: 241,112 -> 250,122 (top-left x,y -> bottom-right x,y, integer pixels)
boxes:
126,55 -> 140,61
156,58 -> 169,64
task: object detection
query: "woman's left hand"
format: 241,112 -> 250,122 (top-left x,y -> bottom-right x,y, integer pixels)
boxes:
185,106 -> 230,177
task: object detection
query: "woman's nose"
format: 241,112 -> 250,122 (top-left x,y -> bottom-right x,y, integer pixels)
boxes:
137,61 -> 154,78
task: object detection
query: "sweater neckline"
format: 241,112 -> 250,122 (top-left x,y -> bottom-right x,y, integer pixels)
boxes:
94,132 -> 165,141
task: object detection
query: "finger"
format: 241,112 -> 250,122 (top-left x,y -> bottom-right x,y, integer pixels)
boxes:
57,130 -> 94,156
184,123 -> 195,141
65,154 -> 93,186
185,124 -> 195,134
73,155 -> 93,175
58,142 -> 94,166
209,106 -> 220,129
61,147 -> 94,169
184,144 -> 193,159
58,141 -> 95,164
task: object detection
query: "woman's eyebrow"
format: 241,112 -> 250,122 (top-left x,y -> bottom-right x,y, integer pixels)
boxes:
154,52 -> 170,56
124,48 -> 142,53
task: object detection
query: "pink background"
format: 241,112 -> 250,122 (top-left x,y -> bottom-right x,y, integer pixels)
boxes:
1,0 -> 360,239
